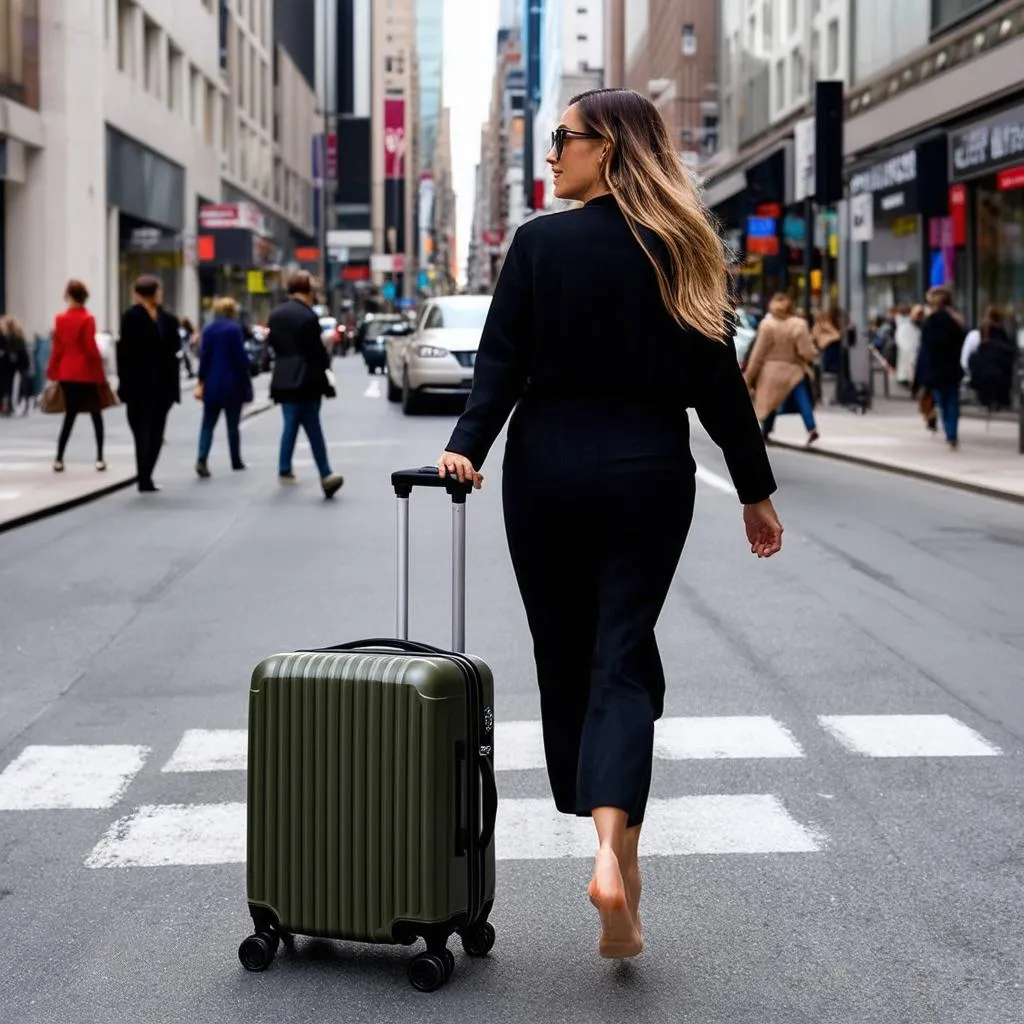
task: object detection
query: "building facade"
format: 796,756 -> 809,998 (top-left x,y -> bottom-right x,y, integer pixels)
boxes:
1,0 -> 317,338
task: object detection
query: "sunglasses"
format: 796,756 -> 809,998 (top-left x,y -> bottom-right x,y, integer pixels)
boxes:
550,127 -> 604,160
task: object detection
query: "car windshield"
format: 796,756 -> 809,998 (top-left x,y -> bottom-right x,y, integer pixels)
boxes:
424,300 -> 491,330
365,319 -> 402,340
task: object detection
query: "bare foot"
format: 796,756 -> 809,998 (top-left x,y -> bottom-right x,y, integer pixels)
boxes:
623,866 -> 643,942
588,847 -> 643,959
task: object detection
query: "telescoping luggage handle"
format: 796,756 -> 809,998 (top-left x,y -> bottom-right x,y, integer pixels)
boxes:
391,467 -> 473,652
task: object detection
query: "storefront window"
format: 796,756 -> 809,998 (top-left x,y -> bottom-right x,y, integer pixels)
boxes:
975,182 -> 1024,337
0,0 -> 41,109
865,215 -> 922,317
931,0 -> 1000,35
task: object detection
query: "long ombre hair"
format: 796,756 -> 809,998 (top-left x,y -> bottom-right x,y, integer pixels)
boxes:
571,88 -> 729,341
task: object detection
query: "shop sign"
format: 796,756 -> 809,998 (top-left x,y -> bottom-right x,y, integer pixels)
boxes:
793,117 -> 816,203
949,185 -> 967,246
850,192 -> 874,243
950,103 -> 1024,181
849,150 -> 917,197
996,164 -> 1024,192
199,203 -> 267,234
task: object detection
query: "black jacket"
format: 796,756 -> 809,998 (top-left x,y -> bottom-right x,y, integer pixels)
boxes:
267,298 -> 330,403
117,304 -> 181,407
446,193 -> 776,505
918,308 -> 966,390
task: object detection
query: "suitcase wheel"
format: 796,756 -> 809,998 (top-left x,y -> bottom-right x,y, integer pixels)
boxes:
460,921 -> 496,958
408,951 -> 450,992
238,932 -> 279,973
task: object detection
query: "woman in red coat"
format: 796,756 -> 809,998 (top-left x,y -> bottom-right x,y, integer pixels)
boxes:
47,279 -> 108,472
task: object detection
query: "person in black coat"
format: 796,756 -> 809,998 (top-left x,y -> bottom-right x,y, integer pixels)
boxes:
437,88 -> 783,960
917,286 -> 967,449
116,275 -> 181,492
267,271 -> 344,499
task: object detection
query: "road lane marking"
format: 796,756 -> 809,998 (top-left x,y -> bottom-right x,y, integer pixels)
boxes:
654,716 -> 804,759
84,794 -> 823,867
0,490 -> 21,501
694,464 -> 734,494
86,803 -> 246,868
0,745 -> 150,810
364,380 -> 381,398
495,721 -> 548,771
496,795 -> 824,858
162,729 -> 247,773
818,714 -> 1002,757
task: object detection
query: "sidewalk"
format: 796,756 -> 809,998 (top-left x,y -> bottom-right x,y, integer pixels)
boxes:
0,376 -> 272,532
769,395 -> 1023,503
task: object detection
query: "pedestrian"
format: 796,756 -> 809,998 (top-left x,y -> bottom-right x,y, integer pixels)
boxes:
47,280 -> 109,472
0,316 -> 14,416
194,297 -> 252,477
3,317 -> 30,416
894,304 -> 923,388
744,292 -> 820,445
436,88 -> 782,961
267,271 -> 344,499
180,317 -> 199,379
117,275 -> 181,492
916,286 -> 967,449
962,305 -> 1016,411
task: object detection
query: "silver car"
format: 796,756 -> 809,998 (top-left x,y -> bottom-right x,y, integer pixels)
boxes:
385,295 -> 492,414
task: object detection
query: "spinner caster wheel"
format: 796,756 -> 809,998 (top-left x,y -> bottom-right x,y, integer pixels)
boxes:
460,921 -> 495,958
238,932 -> 278,972
408,952 -> 447,992
441,948 -> 456,980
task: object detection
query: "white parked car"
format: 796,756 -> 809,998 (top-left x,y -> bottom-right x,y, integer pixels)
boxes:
385,295 -> 492,414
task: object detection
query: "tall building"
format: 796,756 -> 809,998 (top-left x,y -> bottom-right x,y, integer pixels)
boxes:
704,0 -> 1024,343
533,0 -> 604,210
431,107 -> 459,294
0,0 -> 317,334
416,0 -> 445,173
371,0 -> 420,299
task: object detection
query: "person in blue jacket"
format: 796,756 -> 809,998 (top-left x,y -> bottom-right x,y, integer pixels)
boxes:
195,296 -> 253,477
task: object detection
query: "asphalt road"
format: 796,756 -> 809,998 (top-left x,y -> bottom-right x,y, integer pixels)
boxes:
0,355 -> 1021,1024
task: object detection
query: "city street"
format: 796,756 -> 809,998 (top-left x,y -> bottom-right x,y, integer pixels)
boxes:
0,354 -> 1021,1024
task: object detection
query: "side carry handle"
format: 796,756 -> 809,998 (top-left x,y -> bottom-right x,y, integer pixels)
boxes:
478,752 -> 498,851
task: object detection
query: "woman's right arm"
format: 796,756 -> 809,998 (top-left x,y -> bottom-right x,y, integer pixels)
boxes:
443,234 -> 532,471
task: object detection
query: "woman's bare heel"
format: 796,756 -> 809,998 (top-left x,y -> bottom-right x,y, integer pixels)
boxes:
588,847 -> 643,959
623,866 -> 644,945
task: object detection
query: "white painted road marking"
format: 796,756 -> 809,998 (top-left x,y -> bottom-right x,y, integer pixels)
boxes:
818,714 -> 1002,758
0,745 -> 150,810
654,716 -> 805,759
86,803 -> 247,868
162,730 -> 247,773
495,721 -> 548,772
364,380 -> 381,398
0,490 -> 21,501
694,464 -> 734,494
496,795 -> 824,859
85,795 -> 822,867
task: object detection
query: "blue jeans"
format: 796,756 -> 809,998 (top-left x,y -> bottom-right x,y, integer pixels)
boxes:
197,402 -> 242,465
932,384 -> 960,444
279,400 -> 332,477
762,378 -> 817,436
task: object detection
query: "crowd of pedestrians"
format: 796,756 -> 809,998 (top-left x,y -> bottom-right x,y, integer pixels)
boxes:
18,271 -> 343,498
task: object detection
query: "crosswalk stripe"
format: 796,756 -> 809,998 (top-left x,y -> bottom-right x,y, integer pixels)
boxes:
86,803 -> 247,868
497,796 -> 824,858
653,716 -> 804,759
0,745 -> 150,811
818,714 -> 1002,757
162,730 -> 248,773
84,794 -> 824,868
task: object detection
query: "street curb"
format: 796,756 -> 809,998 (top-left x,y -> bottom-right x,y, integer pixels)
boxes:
0,399 -> 276,535
768,438 -> 1024,506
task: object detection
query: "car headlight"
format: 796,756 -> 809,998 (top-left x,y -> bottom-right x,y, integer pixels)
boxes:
414,344 -> 449,358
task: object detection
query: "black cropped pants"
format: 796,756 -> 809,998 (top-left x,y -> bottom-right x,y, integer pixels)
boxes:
502,431 -> 695,829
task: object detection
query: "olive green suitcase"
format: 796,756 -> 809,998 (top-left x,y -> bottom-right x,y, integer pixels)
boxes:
239,468 -> 497,992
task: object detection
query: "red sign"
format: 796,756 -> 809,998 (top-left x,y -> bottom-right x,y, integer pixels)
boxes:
756,203 -> 783,218
533,180 -> 545,211
341,265 -> 371,281
948,184 -> 967,246
747,235 -> 779,256
482,229 -> 504,247
996,164 -> 1024,192
197,235 -> 216,262
325,132 -> 338,183
199,203 -> 265,233
294,247 -> 320,262
384,99 -> 406,180
392,254 -> 406,274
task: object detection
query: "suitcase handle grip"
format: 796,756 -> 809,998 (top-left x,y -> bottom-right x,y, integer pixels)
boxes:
392,466 -> 473,503
478,751 -> 498,851
313,638 -> 448,655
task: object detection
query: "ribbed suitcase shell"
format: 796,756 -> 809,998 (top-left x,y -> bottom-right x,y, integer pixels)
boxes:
246,648 -> 495,943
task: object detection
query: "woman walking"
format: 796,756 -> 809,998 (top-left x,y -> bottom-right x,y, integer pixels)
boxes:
437,89 -> 782,960
195,297 -> 252,477
47,280 -> 109,472
917,286 -> 967,449
745,293 -> 820,445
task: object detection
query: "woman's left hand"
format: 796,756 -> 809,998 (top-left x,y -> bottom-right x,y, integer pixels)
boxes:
437,451 -> 483,489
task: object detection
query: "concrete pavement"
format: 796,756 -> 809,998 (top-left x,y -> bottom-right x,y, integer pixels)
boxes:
0,355 -> 1021,1023
768,395 -> 1023,503
0,376 -> 273,531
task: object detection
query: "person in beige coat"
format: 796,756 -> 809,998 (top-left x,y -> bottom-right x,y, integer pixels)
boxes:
744,293 -> 820,444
